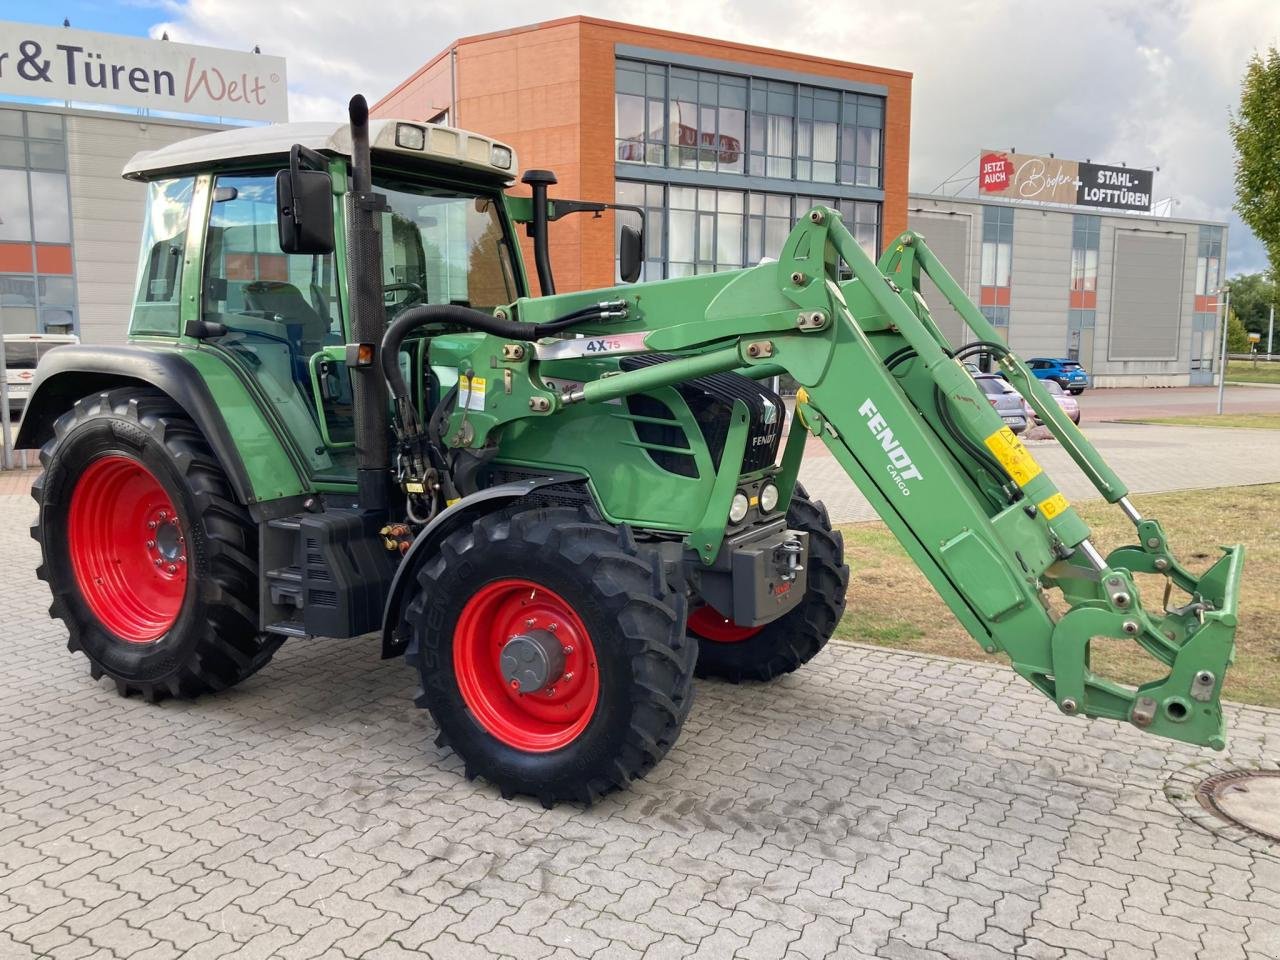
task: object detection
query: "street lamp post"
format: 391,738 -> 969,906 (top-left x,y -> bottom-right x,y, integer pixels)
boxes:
1216,284 -> 1231,416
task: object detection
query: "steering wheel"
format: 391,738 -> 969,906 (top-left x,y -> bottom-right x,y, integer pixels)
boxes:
383,281 -> 427,313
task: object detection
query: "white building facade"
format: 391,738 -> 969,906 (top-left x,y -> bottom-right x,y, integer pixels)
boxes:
908,193 -> 1227,387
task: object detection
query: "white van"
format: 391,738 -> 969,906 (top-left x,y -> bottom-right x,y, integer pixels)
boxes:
4,333 -> 79,415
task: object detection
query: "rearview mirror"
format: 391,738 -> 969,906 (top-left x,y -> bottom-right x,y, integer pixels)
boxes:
276,147 -> 334,255
619,224 -> 642,284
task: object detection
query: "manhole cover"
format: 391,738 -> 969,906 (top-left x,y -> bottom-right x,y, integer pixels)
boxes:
1196,770 -> 1280,843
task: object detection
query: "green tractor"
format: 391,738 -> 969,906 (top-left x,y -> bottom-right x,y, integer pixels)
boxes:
19,98 -> 1243,806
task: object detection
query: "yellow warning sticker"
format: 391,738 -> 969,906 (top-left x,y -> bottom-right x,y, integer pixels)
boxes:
1038,492 -> 1069,520
984,427 -> 1043,486
459,374 -> 486,411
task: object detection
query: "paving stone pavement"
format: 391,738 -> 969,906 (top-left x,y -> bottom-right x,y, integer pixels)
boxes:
799,421 -> 1280,523
1,494 -> 1278,960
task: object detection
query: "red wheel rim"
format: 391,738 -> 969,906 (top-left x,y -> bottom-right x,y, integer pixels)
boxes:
454,578 -> 599,752
68,455 -> 188,643
688,604 -> 763,643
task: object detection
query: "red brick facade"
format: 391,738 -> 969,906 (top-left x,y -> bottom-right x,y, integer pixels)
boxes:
374,16 -> 911,293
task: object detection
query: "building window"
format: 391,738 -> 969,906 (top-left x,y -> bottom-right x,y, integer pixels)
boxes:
981,306 -> 1010,331
617,59 -> 885,189
667,186 -> 744,276
0,107 -> 75,334
1195,225 -> 1223,298
616,61 -> 667,166
1070,214 -> 1100,294
980,205 -> 1013,288
615,181 -> 665,282
1068,214 -> 1100,348
841,93 -> 883,188
797,88 -> 838,183
619,180 -> 880,278
668,68 -> 746,175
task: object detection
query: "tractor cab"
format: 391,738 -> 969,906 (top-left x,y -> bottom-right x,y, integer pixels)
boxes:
120,119 -> 535,481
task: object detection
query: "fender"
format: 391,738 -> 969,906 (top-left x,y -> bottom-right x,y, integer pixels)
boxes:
16,345 -> 259,504
380,473 -> 589,659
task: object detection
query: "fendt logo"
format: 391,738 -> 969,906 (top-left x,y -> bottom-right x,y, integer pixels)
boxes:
858,398 -> 923,495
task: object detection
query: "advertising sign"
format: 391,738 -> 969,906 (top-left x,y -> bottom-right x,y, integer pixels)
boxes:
0,21 -> 287,122
979,149 -> 1152,212
1075,161 -> 1153,212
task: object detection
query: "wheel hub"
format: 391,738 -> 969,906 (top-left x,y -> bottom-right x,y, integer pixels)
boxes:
67,455 -> 188,643
500,629 -> 566,693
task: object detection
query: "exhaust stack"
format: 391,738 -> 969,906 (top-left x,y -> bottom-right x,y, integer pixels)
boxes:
344,94 -> 391,513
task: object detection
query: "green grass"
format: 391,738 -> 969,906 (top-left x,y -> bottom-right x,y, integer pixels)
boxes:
832,484 -> 1280,709
1226,359 -> 1280,384
1121,412 -> 1280,429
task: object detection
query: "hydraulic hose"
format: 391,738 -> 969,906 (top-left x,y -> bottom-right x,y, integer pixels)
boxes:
379,303 -> 619,407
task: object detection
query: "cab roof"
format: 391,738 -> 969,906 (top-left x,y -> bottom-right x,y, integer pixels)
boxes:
122,119 -> 517,184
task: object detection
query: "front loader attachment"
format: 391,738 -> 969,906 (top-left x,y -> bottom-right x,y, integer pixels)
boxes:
477,205 -> 1243,752
771,215 -> 1243,750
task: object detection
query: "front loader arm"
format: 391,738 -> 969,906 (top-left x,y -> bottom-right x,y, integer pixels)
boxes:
442,208 -> 1242,752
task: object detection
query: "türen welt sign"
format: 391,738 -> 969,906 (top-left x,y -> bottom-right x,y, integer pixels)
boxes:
0,22 -> 287,122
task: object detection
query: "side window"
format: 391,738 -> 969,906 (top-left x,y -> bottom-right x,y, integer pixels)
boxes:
202,173 -> 353,479
202,173 -> 341,353
131,177 -> 193,336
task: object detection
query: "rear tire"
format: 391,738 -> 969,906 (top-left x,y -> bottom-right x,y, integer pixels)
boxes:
692,485 -> 849,682
33,388 -> 281,701
406,505 -> 695,806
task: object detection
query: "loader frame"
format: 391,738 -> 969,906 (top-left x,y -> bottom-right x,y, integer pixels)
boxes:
426,208 -> 1242,752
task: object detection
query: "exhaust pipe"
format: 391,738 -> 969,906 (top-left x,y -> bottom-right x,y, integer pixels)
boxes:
345,94 -> 391,513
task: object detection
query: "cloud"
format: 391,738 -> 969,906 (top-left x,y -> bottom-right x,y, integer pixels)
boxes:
149,0 -> 1280,273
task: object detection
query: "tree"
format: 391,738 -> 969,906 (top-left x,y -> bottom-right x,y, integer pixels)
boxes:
1227,310 -> 1251,353
1225,272 -> 1274,335
1230,47 -> 1280,304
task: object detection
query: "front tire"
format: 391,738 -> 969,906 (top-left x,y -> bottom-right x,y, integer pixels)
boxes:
33,388 -> 280,700
692,486 -> 849,682
406,505 -> 695,806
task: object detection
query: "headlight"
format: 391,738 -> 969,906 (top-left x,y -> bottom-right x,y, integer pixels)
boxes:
395,123 -> 425,150
491,144 -> 513,169
728,492 -> 750,524
759,482 -> 779,513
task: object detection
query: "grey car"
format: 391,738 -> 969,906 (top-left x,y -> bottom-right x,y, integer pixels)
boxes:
974,373 -> 1028,434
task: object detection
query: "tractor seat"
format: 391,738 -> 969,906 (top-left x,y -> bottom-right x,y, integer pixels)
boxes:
243,281 -> 328,354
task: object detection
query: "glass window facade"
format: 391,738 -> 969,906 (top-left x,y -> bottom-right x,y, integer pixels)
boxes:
1070,214 -> 1100,293
980,205 -> 1013,289
618,180 -> 879,281
0,108 -> 75,333
1195,225 -> 1223,297
616,59 -> 884,189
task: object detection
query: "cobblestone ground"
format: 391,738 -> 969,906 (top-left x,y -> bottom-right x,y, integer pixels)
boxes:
1,495 -> 1278,960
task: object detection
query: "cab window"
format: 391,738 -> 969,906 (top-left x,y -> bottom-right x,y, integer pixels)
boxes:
201,173 -> 352,477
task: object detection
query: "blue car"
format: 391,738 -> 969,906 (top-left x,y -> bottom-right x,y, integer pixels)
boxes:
1027,358 -> 1090,395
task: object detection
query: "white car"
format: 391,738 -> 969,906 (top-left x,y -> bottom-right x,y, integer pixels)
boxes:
5,333 -> 79,416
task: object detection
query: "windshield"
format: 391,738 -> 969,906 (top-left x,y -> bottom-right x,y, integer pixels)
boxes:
4,340 -> 67,367
1061,362 -> 1082,371
1042,380 -> 1064,395
374,177 -> 520,315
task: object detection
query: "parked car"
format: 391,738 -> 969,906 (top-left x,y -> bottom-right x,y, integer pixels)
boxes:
974,373 -> 1028,434
4,333 -> 79,416
1032,379 -> 1081,425
1027,357 -> 1089,394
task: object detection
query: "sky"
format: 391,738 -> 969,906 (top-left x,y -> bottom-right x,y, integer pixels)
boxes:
6,0 -> 1280,274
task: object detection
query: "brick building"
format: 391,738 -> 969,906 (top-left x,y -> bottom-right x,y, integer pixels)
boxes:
373,16 -> 911,292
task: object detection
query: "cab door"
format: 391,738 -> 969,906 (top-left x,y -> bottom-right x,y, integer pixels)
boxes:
199,171 -> 356,481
